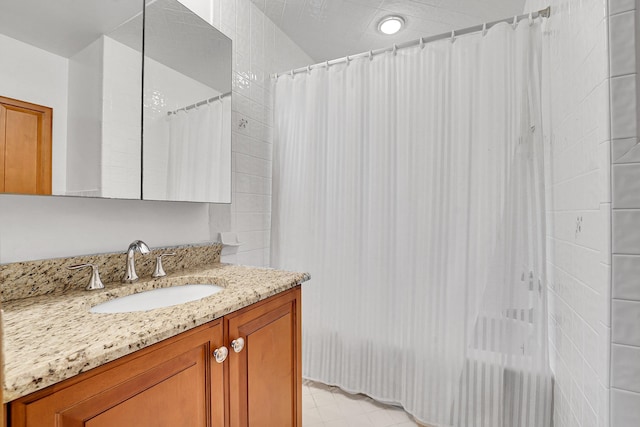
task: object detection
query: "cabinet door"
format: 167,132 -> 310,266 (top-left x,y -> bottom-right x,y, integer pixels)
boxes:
226,287 -> 302,427
10,320 -> 224,427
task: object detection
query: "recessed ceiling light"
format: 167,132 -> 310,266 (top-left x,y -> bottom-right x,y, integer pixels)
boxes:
378,15 -> 405,35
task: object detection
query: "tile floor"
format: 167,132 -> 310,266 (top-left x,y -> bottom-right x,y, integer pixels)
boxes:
303,379 -> 424,426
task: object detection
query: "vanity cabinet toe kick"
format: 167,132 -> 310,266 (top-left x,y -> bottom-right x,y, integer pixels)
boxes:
7,286 -> 302,427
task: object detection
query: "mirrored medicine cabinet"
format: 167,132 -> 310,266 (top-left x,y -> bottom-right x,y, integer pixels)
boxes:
0,0 -> 232,203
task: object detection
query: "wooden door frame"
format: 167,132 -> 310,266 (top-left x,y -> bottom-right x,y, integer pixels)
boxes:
0,95 -> 53,194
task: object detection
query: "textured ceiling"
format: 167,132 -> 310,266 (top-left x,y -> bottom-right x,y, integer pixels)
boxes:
0,0 -> 142,58
251,0 -> 527,63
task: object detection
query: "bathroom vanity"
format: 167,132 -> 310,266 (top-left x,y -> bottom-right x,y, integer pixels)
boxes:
0,244 -> 309,426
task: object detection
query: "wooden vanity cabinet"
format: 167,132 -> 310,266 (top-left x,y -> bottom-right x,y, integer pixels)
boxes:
226,286 -> 302,427
10,319 -> 224,427
8,286 -> 301,427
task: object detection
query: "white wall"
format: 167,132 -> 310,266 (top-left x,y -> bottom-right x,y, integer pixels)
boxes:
0,0 -> 312,265
101,37 -> 143,199
0,195 -> 211,262
197,0 -> 313,266
608,2 -> 640,426
523,0 -> 611,426
66,37 -> 103,197
0,33 -> 69,194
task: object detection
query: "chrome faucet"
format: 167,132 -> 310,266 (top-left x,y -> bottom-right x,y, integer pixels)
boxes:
123,240 -> 150,283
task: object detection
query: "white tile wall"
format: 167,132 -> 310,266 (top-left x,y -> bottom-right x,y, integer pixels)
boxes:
610,75 -> 637,139
612,138 -> 640,163
609,0 -> 636,15
611,344 -> 640,393
612,300 -> 640,346
612,255 -> 640,299
608,0 -> 640,426
611,388 -> 640,426
524,0 -> 612,426
613,211 -> 640,253
66,38 -> 103,197
101,37 -> 142,199
609,10 -> 636,77
612,164 -> 640,208
199,0 -> 313,267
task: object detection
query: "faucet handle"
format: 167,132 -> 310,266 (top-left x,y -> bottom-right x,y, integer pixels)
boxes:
68,263 -> 105,291
152,253 -> 176,278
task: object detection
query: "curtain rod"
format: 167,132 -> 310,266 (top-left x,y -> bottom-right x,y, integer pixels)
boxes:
272,6 -> 551,79
167,91 -> 231,116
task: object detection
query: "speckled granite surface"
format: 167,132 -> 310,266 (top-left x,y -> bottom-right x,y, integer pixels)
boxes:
0,244 -> 223,302
2,254 -> 310,403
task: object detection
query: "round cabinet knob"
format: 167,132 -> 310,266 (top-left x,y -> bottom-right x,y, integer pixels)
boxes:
230,337 -> 245,353
213,346 -> 228,363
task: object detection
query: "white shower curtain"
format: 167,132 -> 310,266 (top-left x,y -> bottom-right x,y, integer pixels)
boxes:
272,19 -> 551,427
166,96 -> 231,202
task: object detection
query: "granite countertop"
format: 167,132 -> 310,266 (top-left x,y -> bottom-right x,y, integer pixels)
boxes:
2,263 -> 310,403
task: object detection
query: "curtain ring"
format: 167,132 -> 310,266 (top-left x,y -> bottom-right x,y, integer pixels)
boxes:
325,60 -> 330,69
528,12 -> 533,25
450,30 -> 455,43
482,22 -> 487,36
290,69 -> 294,78
346,55 -> 351,65
369,50 -> 373,60
307,65 -> 311,74
419,37 -> 425,49
392,44 -> 398,55
512,16 -> 518,29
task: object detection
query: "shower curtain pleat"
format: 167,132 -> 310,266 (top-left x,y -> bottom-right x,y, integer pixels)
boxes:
165,96 -> 231,201
272,19 -> 551,427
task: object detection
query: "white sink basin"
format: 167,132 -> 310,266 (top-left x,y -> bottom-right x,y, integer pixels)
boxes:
90,284 -> 224,313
